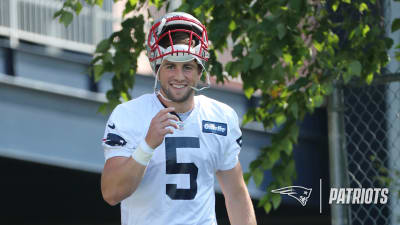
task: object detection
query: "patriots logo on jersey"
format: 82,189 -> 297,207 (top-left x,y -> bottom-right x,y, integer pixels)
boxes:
103,133 -> 127,147
271,186 -> 312,206
202,120 -> 227,136
236,136 -> 242,147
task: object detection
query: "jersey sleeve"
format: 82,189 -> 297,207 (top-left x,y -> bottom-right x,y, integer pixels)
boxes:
217,109 -> 242,171
102,105 -> 139,161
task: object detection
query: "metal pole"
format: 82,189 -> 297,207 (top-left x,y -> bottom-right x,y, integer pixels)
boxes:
92,5 -> 102,46
9,0 -> 19,48
328,83 -> 351,225
383,0 -> 400,224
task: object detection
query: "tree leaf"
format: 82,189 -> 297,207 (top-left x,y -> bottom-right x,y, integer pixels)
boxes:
250,53 -> 263,69
395,51 -> 400,62
288,125 -> 299,144
313,41 -> 324,52
343,71 -> 352,84
232,44 -> 244,58
96,0 -> 104,6
267,146 -> 281,165
365,73 -> 374,85
349,60 -> 362,76
271,193 -> 282,209
60,11 -> 73,27
257,194 -> 269,207
229,20 -> 236,31
313,95 -> 324,107
282,139 -> 293,155
242,109 -> 256,125
244,87 -> 255,99
74,2 -> 83,14
94,64 -> 104,82
277,23 -> 286,40
283,159 -> 296,179
392,18 -> 400,33
327,32 -> 339,45
283,53 -> 293,65
384,37 -> 394,48
264,202 -> 272,213
129,0 -> 138,5
289,101 -> 298,119
97,103 -> 108,115
289,0 -> 302,12
262,157 -> 274,170
103,52 -> 112,63
53,9 -> 64,19
250,159 -> 262,171
362,25 -> 370,37
332,1 -> 340,11
121,91 -> 130,102
96,39 -> 111,53
359,3 -> 368,12
275,113 -> 287,126
243,172 -> 251,184
253,168 -> 264,187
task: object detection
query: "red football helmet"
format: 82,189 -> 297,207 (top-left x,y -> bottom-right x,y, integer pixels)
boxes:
146,12 -> 210,77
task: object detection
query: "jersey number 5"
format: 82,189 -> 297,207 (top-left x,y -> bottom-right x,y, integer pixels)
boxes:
165,137 -> 199,200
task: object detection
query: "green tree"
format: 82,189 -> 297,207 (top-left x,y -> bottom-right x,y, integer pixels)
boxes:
55,0 -> 400,213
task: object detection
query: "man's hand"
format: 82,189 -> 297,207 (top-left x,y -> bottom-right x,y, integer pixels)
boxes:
145,107 -> 179,149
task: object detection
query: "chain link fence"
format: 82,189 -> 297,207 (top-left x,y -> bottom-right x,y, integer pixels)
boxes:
339,74 -> 400,225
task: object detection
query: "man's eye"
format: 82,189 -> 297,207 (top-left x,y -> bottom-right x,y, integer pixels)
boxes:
166,65 -> 175,69
184,65 -> 194,70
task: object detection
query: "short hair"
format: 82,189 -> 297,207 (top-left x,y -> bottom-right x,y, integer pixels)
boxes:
158,32 -> 195,48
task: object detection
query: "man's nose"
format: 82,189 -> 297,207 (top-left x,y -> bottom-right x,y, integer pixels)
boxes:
174,66 -> 185,80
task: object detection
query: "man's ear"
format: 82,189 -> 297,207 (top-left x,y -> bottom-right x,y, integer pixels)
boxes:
197,64 -> 203,76
197,70 -> 203,81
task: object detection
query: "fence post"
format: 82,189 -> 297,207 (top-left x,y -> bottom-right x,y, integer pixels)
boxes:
9,0 -> 19,48
328,83 -> 351,225
92,5 -> 102,47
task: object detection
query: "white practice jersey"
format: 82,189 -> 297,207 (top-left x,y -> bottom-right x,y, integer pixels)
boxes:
102,93 -> 242,225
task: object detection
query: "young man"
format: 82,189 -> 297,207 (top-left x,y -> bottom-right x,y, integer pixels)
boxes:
101,12 -> 257,225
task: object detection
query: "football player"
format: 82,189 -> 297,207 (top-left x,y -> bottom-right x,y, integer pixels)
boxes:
101,12 -> 257,225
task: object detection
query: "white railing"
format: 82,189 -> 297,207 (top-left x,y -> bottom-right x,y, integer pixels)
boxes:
0,0 -> 115,54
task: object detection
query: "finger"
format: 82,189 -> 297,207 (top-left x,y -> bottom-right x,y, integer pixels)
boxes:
161,128 -> 174,136
160,120 -> 179,130
159,113 -> 179,122
156,107 -> 176,117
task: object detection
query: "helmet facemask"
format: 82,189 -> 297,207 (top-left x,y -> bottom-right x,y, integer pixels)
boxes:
147,12 -> 210,97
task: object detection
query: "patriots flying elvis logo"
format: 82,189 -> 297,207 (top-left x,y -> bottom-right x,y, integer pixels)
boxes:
271,186 -> 312,206
103,133 -> 127,147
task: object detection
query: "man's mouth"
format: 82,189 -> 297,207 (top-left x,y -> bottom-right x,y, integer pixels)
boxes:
171,83 -> 187,89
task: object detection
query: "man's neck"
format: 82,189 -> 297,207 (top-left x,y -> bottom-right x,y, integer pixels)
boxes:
157,93 -> 195,113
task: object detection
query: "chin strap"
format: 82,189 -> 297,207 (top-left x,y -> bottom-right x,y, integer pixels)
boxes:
189,69 -> 210,91
156,90 -> 173,102
153,68 -> 173,102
